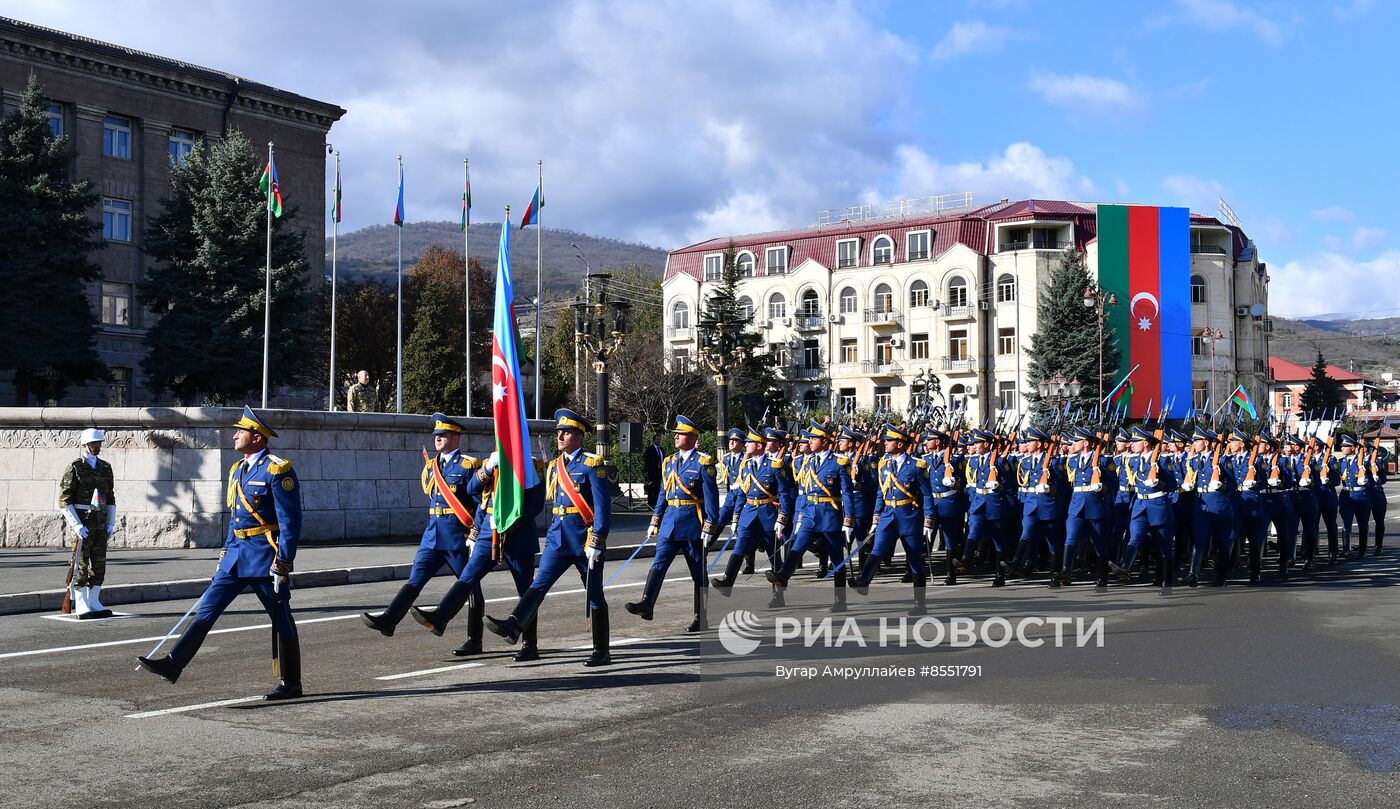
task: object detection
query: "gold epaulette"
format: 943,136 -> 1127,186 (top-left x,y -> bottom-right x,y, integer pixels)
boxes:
460,456 -> 483,470
584,453 -> 601,467
837,455 -> 850,466
697,453 -> 715,466
770,457 -> 784,469
268,455 -> 292,475
915,458 -> 928,469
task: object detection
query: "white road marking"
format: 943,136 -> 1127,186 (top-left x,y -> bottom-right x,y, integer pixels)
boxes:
375,662 -> 484,681
124,696 -> 263,718
41,612 -> 137,623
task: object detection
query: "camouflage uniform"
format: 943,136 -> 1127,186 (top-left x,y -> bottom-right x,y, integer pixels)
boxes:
58,456 -> 116,586
347,381 -> 379,412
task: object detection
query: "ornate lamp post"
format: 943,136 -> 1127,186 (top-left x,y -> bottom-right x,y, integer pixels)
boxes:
573,272 -> 629,462
1082,284 -> 1119,403
1038,371 -> 1082,417
1200,327 -> 1224,406
697,313 -> 749,444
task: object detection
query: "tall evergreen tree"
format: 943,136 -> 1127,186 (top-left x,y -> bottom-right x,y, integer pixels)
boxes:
138,131 -> 313,404
1300,350 -> 1344,416
699,242 -> 777,427
402,245 -> 493,414
0,74 -> 104,404
1025,249 -> 1122,425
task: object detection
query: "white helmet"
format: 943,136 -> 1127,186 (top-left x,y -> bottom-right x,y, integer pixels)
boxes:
79,428 -> 106,445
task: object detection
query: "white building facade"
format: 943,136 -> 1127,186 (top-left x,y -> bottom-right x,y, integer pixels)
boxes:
663,199 -> 1270,422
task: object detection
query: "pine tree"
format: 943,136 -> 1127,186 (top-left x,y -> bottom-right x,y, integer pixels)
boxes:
1025,249 -> 1122,426
138,131 -> 313,404
402,245 -> 492,414
1300,351 -> 1344,416
0,74 -> 104,404
697,242 -> 777,428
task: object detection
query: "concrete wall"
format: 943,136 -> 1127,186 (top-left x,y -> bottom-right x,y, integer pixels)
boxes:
0,407 -> 550,549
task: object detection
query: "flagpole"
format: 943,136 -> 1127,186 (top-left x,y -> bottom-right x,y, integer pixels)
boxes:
261,141 -> 273,409
328,149 -> 340,411
395,154 -> 403,414
470,157 -> 476,414
534,159 -> 543,420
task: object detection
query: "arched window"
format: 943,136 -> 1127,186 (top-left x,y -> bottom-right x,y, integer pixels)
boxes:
799,288 -> 821,318
803,389 -> 821,410
736,252 -> 755,277
949,383 -> 967,411
947,276 -> 968,308
996,274 -> 1016,303
1191,274 -> 1206,304
839,286 -> 858,314
767,292 -> 787,320
873,283 -> 893,312
737,295 -> 754,321
671,300 -> 690,329
872,236 -> 894,265
909,279 -> 930,308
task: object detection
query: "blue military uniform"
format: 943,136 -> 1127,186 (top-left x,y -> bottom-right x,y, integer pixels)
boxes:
1256,438 -> 1297,578
1115,426 -> 1179,588
1183,428 -> 1235,586
1012,427 -> 1062,577
853,425 -> 933,614
766,422 -> 856,609
1283,436 -> 1321,570
628,416 -> 720,630
1061,427 -> 1115,588
1223,430 -> 1269,584
1337,435 -> 1387,558
713,427 -> 795,595
137,406 -> 304,700
714,428 -> 747,531
923,429 -> 968,584
964,430 -> 1012,587
1315,442 -> 1342,560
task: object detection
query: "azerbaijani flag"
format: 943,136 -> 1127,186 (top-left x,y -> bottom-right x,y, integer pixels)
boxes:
1229,385 -> 1258,419
393,162 -> 405,227
259,155 -> 284,218
491,215 -> 540,532
461,164 -> 471,231
331,163 -> 342,224
1105,364 -> 1139,405
520,182 -> 542,229
1097,205 -> 1190,418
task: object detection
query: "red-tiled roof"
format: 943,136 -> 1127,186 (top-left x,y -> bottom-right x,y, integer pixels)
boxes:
1268,356 -> 1364,383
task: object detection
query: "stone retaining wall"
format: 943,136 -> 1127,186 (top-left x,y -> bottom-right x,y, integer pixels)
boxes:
0,407 -> 549,548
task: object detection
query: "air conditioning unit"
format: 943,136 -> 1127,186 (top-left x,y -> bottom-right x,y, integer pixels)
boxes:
1235,306 -> 1250,317
828,313 -> 842,324
890,337 -> 905,348
965,384 -> 979,397
978,301 -> 990,311
782,317 -> 793,327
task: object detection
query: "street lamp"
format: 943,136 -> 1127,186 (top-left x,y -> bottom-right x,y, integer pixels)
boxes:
697,310 -> 749,444
1038,372 -> 1082,418
573,272 -> 629,463
1082,285 -> 1119,402
1200,327 -> 1225,406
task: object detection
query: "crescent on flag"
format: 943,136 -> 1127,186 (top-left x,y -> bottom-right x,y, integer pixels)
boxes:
1130,291 -> 1159,331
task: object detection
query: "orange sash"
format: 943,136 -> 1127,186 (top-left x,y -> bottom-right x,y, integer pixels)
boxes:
556,455 -> 595,524
425,450 -> 474,529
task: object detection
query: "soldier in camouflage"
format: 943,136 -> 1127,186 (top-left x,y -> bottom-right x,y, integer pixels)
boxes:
58,427 -> 118,619
347,369 -> 379,412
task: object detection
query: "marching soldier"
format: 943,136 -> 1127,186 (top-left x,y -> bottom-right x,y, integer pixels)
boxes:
361,414 -> 482,639
1109,427 -> 1134,564
1011,427 -> 1060,579
1337,434 -> 1382,558
851,425 -> 933,614
765,422 -> 855,610
628,416 -> 719,631
1364,438 -> 1389,554
485,409 -> 612,667
1224,428 -> 1266,584
1315,434 -> 1342,563
1283,435 -> 1321,571
712,427 -> 794,599
1182,427 -> 1234,587
58,427 -> 118,619
1115,426 -> 1178,592
922,428 -> 968,585
838,426 -> 878,575
713,427 -> 747,560
964,429 -> 1011,587
137,406 -> 304,700
1061,427 -> 1114,589
1255,434 -> 1296,579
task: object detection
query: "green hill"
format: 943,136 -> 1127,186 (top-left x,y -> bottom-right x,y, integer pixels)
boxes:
1270,316 -> 1400,377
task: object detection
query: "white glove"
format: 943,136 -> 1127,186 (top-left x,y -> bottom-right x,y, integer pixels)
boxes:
1267,477 -> 1280,487
1090,482 -> 1103,492
1180,482 -> 1195,492
986,480 -> 1000,492
843,527 -> 853,545
646,524 -> 658,540
483,452 -> 498,472
1358,475 -> 1368,486
1208,480 -> 1223,492
1241,479 -> 1256,490
1142,477 -> 1159,489
942,476 -> 955,487
585,545 -> 603,565
1034,483 -> 1049,494
61,505 -> 83,535
466,537 -> 476,552
924,527 -> 935,545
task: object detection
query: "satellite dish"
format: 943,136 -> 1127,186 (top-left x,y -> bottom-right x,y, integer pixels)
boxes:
1250,303 -> 1266,317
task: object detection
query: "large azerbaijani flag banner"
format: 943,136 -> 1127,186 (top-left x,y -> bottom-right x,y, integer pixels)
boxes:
1096,204 -> 1191,419
491,216 -> 541,532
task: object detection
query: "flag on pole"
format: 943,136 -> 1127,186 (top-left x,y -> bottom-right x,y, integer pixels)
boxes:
393,163 -> 405,226
1229,384 -> 1258,419
1104,363 -> 1140,405
331,162 -> 342,224
259,155 -> 284,218
491,212 -> 541,532
520,182 -> 542,228
461,166 -> 471,231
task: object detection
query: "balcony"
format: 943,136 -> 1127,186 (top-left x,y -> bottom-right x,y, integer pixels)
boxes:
940,356 -> 977,374
1190,244 -> 1229,255
862,360 -> 902,378
666,325 -> 693,341
786,364 -> 826,380
863,307 -> 903,327
1000,239 -> 1069,252
793,313 -> 826,331
942,302 -> 974,320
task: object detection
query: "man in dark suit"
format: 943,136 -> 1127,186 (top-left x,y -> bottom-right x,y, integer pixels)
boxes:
643,432 -> 664,509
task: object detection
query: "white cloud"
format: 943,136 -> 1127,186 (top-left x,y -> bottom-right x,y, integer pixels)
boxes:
1256,215 -> 1291,245
1352,226 -> 1387,251
1161,175 -> 1230,216
1311,205 -> 1355,222
1173,0 -> 1284,45
1027,72 -> 1145,119
1270,250 -> 1400,317
930,21 -> 1013,61
888,142 -> 1098,204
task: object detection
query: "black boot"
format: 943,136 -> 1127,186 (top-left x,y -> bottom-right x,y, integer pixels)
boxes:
513,615 -> 540,662
900,561 -> 914,584
1094,556 -> 1110,591
765,551 -> 800,588
742,547 -> 756,575
264,633 -> 303,701
137,617 -> 213,684
584,608 -> 611,667
1161,556 -> 1176,594
852,555 -> 878,596
1214,549 -> 1231,586
625,569 -> 665,621
410,580 -> 474,637
713,554 -> 743,595
1186,547 -> 1202,588
453,591 -> 485,656
688,585 -> 709,632
1113,547 -> 1139,583
485,589 -> 543,645
909,576 -> 928,616
360,583 -> 422,637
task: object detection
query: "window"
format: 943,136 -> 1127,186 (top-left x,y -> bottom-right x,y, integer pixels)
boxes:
45,102 -> 64,138
947,276 -> 968,308
1191,275 -> 1207,304
103,115 -> 131,158
1191,335 -> 1205,356
107,367 -> 132,407
704,254 -> 722,282
907,230 -> 930,261
1193,381 -> 1209,410
872,283 -> 893,312
766,246 -> 788,275
840,338 -> 858,364
837,239 -> 859,269
874,336 -> 893,364
736,252 -> 755,278
839,286 -> 858,314
767,292 -> 787,320
769,342 -> 790,366
872,236 -> 894,265
874,386 -> 892,410
736,296 -> 754,321
802,340 -> 821,370
803,390 -> 821,410
911,333 -> 929,360
909,279 -> 929,309
102,282 -> 131,326
996,274 -> 1016,303
102,198 -> 132,242
997,328 -> 1015,355
671,301 -> 690,329
948,328 -> 968,360
671,349 -> 692,373
840,388 -> 857,413
798,288 -> 821,318
949,383 -> 967,410
998,381 -> 1017,410
1282,391 -> 1293,410
169,128 -> 196,165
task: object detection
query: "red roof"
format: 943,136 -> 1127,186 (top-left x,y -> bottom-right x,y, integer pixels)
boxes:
1268,356 -> 1364,383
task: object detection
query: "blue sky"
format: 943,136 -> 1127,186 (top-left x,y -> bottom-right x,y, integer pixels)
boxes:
9,0 -> 1398,318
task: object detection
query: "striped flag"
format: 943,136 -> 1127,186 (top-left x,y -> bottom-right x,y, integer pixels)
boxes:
331,162 -> 342,224
259,155 -> 284,218
461,164 -> 471,230
1229,385 -> 1258,419
520,182 -> 542,229
490,214 -> 540,532
393,162 -> 405,227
